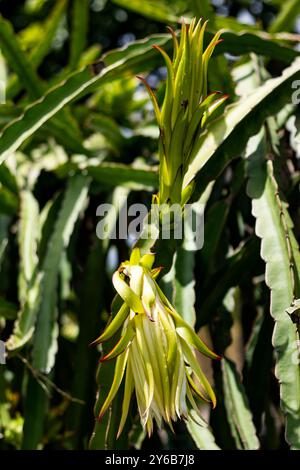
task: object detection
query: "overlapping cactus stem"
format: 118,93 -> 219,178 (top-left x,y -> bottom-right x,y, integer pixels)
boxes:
138,18 -> 229,206
93,248 -> 221,437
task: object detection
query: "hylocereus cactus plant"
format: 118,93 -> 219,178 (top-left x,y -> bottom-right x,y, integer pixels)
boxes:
95,19 -> 225,437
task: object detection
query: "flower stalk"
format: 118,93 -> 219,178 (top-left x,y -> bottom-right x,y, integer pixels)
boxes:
94,18 -> 225,437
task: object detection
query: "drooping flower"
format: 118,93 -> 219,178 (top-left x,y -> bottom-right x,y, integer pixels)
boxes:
138,19 -> 228,206
94,248 -> 220,437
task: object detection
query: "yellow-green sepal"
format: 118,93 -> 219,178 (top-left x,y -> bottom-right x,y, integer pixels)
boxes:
113,271 -> 144,313
98,348 -> 129,420
100,320 -> 135,362
91,302 -> 130,345
169,308 -> 221,360
180,337 -> 217,408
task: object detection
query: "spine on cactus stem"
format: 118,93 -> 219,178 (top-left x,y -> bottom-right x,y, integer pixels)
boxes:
93,18 -> 226,437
